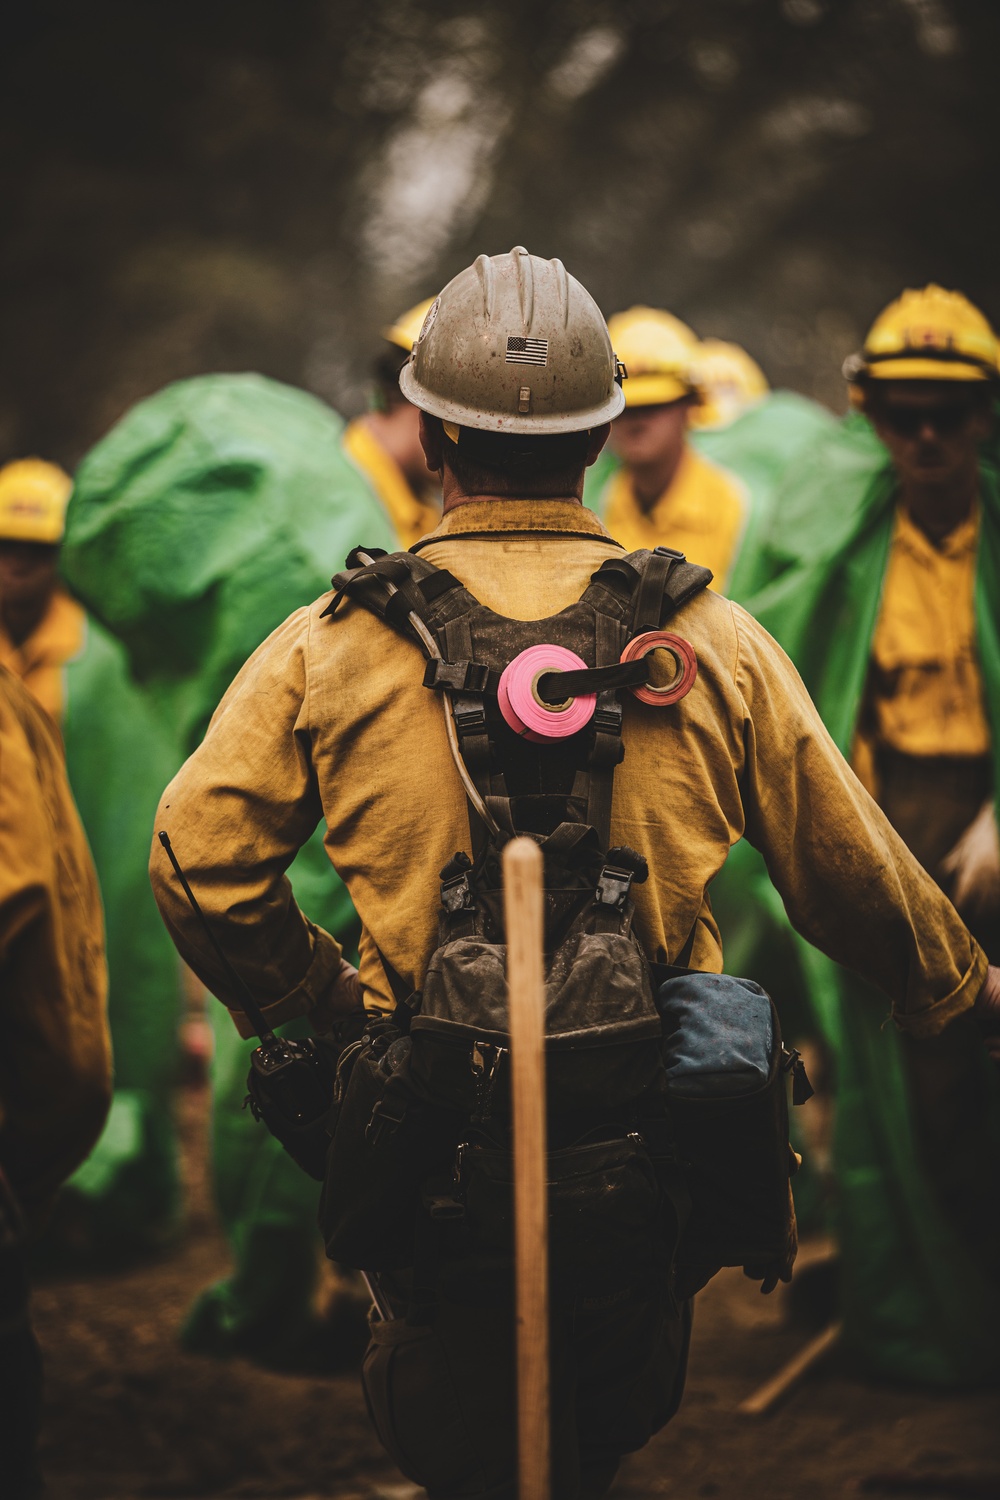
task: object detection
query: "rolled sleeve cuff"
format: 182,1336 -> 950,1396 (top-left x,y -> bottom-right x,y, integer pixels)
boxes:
225,922 -> 345,1039
892,940 -> 989,1039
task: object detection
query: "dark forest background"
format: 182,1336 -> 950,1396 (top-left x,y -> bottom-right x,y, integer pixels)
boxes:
3,0 -> 998,468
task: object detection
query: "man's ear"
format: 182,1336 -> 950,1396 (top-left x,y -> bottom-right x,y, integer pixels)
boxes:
585,423 -> 611,467
419,412 -> 444,476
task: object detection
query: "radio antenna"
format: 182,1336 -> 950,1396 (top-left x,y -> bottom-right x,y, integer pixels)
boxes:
158,830 -> 276,1044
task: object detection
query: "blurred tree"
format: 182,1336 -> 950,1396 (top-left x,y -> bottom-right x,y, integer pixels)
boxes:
0,0 -> 996,462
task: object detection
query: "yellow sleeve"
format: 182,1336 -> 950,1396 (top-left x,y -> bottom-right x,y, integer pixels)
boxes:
732,605 -> 986,1036
150,607 -> 344,1038
0,671 -> 111,1218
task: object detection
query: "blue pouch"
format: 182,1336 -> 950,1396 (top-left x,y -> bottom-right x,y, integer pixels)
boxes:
657,973 -> 773,1098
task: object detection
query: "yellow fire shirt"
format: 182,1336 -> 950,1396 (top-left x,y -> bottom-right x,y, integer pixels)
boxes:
152,500 -> 984,1044
0,587 -> 86,725
868,507 -> 990,759
603,445 -> 748,590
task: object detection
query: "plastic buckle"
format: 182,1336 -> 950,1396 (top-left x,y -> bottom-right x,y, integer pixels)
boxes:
653,545 -> 686,560
452,699 -> 488,736
441,872 -> 473,913
423,659 -> 491,693
595,864 -> 633,909
365,1095 -> 407,1146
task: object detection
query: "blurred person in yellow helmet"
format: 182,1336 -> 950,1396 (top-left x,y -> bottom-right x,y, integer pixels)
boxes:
0,455 -> 184,1266
688,339 -> 769,431
586,306 -> 749,589
341,297 -> 442,548
846,284 -> 999,947
731,283 -> 1000,1385
0,459 -> 82,721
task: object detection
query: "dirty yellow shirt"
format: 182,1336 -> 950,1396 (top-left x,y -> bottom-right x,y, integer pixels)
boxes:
151,500 -> 985,1044
343,419 -> 441,550
0,586 -> 86,724
0,667 -> 111,1221
868,507 -> 990,758
603,445 -> 748,590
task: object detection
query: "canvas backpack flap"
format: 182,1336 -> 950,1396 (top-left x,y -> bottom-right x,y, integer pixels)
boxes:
411,899 -> 663,1119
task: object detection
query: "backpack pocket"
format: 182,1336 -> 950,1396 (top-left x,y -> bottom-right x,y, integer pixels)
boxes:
654,973 -> 799,1293
319,1032 -> 459,1271
448,1132 -> 666,1299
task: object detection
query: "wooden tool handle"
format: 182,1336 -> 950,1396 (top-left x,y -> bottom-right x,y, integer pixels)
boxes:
504,837 -> 550,1500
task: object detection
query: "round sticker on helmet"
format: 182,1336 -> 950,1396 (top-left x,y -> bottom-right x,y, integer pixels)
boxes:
414,297 -> 440,347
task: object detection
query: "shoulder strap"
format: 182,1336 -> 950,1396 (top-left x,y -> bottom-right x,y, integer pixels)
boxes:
570,546 -> 713,849
323,547 -> 479,656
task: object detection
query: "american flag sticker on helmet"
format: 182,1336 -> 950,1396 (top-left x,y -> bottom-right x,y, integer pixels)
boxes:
506,336 -> 549,366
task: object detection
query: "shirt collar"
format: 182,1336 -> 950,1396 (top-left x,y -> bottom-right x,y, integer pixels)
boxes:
0,586 -> 85,671
895,504 -> 979,562
414,499 -> 618,548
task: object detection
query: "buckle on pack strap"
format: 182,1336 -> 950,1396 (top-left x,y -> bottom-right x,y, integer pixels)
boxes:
596,864 -> 634,909
423,659 -> 495,694
451,698 -> 488,737
441,872 -> 473,913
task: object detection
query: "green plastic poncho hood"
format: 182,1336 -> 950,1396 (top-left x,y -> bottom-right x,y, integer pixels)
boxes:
62,373 -> 395,750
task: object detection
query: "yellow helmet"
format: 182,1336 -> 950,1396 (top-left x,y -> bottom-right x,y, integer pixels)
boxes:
844,284 -> 999,385
689,339 -> 769,429
0,458 -> 73,545
607,306 -> 701,407
383,297 -> 437,354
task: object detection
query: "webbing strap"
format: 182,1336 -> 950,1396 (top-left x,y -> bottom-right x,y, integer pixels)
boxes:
536,658 -> 649,701
632,549 -> 679,634
584,610 -> 627,849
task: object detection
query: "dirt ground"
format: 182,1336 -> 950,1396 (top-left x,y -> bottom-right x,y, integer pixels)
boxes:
30,1083 -> 1000,1500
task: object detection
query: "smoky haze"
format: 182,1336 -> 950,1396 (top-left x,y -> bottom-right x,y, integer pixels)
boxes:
2,0 -> 996,465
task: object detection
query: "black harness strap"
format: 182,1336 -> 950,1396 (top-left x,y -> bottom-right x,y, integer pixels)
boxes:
584,610 -> 627,851
536,658 -> 649,701
632,548 -> 680,634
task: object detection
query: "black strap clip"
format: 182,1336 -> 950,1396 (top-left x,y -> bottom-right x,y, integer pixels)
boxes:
596,863 -> 634,910
783,1047 -> 816,1106
423,659 -> 493,694
451,698 -> 488,737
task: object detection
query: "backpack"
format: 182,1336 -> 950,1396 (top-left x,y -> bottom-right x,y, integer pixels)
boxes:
317,542 -> 801,1304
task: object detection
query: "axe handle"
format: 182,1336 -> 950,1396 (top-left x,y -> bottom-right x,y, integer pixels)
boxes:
504,837 -> 550,1500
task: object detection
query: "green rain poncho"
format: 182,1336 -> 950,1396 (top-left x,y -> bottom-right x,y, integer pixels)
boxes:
63,373 -> 395,1358
735,412 -> 1000,1385
59,616 -> 185,1252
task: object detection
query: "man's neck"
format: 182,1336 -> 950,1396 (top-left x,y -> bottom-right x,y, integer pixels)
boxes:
441,487 -> 583,515
900,466 -> 979,546
1,593 -> 51,648
628,446 -> 686,514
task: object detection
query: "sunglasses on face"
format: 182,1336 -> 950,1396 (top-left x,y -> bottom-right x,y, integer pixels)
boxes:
877,402 -> 978,437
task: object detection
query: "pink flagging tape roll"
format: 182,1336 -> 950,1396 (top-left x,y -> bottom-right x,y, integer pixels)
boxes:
498,644 -> 597,742
620,631 -> 698,706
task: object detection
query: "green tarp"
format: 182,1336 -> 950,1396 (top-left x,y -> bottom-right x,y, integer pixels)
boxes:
62,373 -> 393,1351
61,617 -> 184,1252
728,412 -> 1000,1384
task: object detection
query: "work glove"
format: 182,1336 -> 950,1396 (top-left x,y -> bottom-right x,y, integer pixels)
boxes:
941,798 -> 1000,925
